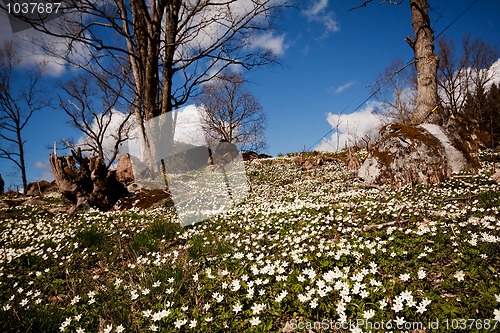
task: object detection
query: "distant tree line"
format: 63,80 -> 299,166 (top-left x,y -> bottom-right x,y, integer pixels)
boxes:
462,82 -> 500,148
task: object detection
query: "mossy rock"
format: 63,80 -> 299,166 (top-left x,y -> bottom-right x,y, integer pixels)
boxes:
358,121 -> 481,187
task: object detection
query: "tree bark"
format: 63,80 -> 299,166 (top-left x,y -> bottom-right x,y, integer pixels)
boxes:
408,0 -> 440,124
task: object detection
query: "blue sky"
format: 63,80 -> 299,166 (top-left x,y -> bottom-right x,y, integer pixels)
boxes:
0,0 -> 500,189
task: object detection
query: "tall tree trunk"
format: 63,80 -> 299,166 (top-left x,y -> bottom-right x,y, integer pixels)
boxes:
17,127 -> 27,193
407,0 -> 440,124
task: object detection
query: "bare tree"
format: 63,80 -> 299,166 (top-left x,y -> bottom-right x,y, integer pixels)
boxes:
197,71 -> 267,152
0,42 -> 50,193
351,0 -> 440,124
374,58 -> 417,123
2,0 -> 288,165
58,69 -> 133,168
437,35 -> 499,117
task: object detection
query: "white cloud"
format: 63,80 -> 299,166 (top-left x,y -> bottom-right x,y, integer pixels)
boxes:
174,0 -> 288,61
34,161 -> 46,169
315,102 -> 385,152
439,57 -> 500,110
486,58 -> 500,87
125,104 -> 208,160
33,160 -> 54,181
303,0 -> 340,35
172,105 -> 206,147
0,10 -> 92,76
304,0 -> 329,16
248,32 -> 287,57
332,81 -> 355,94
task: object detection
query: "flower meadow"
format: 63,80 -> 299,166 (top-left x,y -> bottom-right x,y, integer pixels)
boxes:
1,150 -> 499,332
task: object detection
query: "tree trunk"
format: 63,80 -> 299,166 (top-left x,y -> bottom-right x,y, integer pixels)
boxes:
49,149 -> 127,211
408,0 -> 441,124
17,130 -> 28,194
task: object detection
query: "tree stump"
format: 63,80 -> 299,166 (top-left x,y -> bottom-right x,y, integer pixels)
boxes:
49,149 -> 127,211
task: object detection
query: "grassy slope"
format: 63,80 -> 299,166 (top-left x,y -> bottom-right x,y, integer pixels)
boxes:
1,150 -> 499,332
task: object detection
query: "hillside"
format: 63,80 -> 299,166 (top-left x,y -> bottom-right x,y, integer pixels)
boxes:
1,150 -> 499,332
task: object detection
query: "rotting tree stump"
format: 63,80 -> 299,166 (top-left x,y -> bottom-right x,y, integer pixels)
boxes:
49,148 -> 127,211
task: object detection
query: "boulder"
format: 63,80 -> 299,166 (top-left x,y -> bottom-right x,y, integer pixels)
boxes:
26,180 -> 57,196
291,156 -> 303,165
116,154 -> 135,184
302,160 -> 315,170
242,151 -> 272,161
359,120 -> 487,187
492,171 -> 500,184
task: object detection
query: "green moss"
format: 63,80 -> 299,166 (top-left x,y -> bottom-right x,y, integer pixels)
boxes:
372,147 -> 394,165
390,124 -> 441,149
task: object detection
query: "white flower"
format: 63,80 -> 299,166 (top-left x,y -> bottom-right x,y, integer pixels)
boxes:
395,316 -> 405,325
152,312 -> 162,322
212,292 -> 224,303
495,294 -> 500,302
231,279 -> 241,292
417,268 -> 426,279
454,270 -> 465,281
416,303 -> 427,314
174,318 -> 187,329
362,309 -> 375,320
76,328 -> 85,333
399,273 -> 411,282
103,324 -> 113,333
350,326 -> 362,333
421,297 -> 432,307
59,317 -> 72,332
275,290 -> 288,303
494,309 -> 500,321
400,290 -> 413,302
250,317 -> 261,326
233,302 -> 243,314
189,319 -> 197,328
70,295 -> 80,305
251,303 -> 266,315
392,300 -> 404,313
116,325 -> 125,333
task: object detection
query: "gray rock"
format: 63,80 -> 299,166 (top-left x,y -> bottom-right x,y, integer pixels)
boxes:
358,122 -> 484,187
492,171 -> 500,184
116,154 -> 134,184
